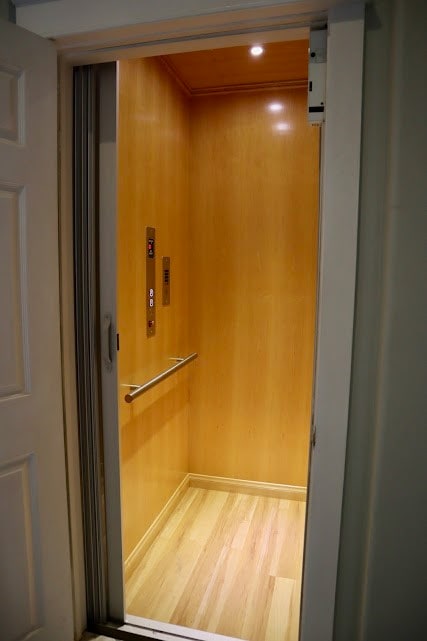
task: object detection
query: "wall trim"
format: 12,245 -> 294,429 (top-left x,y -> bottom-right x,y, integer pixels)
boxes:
17,2 -> 333,46
124,474 -> 190,583
52,6 -> 322,66
159,54 -> 307,97
188,78 -> 308,96
189,473 -> 307,501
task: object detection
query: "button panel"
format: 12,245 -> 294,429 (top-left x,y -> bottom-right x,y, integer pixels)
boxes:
146,226 -> 156,337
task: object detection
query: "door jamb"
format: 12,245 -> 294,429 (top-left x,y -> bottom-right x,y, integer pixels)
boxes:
300,5 -> 364,641
58,4 -> 364,640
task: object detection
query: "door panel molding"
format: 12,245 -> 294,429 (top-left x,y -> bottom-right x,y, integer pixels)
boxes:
0,454 -> 42,641
0,62 -> 24,144
0,183 -> 29,398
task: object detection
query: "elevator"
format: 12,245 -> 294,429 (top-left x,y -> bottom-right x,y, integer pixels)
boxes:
108,38 -> 319,641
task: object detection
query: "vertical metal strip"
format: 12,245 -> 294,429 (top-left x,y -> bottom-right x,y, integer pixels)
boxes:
73,65 -> 108,625
97,62 -> 124,621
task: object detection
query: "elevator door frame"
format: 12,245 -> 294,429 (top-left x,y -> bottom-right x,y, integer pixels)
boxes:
59,3 -> 365,641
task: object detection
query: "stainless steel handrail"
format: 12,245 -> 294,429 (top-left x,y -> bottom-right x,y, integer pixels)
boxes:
123,352 -> 198,403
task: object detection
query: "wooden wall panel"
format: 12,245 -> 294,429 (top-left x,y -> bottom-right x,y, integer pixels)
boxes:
117,58 -> 190,559
188,89 -> 319,487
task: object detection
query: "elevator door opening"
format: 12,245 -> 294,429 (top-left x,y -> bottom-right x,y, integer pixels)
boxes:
115,39 -> 319,641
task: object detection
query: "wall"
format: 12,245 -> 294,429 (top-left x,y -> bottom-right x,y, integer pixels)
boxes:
118,64 -> 318,557
334,1 -> 427,639
189,89 -> 319,486
117,57 -> 190,559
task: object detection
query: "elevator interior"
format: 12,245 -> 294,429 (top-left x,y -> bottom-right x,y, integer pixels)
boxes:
117,38 -> 319,641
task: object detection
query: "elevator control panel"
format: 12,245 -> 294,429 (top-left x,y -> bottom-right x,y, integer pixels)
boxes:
162,257 -> 170,306
146,227 -> 156,337
308,28 -> 327,125
147,237 -> 155,258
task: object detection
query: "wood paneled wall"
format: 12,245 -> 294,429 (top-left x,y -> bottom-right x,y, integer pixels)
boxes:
118,59 -> 319,559
117,58 -> 190,559
188,89 -> 319,486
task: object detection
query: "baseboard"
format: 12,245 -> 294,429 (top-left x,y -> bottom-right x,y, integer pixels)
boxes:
124,474 -> 190,582
188,473 -> 307,502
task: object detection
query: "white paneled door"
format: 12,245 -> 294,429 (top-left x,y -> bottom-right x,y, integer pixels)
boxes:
0,19 -> 74,641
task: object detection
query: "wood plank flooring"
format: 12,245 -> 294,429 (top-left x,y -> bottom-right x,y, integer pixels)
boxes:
126,488 -> 306,641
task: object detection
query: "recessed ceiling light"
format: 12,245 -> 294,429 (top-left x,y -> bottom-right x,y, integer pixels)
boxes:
275,122 -> 291,132
268,102 -> 284,113
250,45 -> 264,57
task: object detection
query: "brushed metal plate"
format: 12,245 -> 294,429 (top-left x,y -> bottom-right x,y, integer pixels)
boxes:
146,227 -> 155,337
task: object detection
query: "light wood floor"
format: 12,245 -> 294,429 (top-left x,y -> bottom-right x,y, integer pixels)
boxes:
126,488 -> 306,641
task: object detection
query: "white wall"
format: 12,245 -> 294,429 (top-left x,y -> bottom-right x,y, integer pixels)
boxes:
16,0 -> 355,38
335,1 -> 427,639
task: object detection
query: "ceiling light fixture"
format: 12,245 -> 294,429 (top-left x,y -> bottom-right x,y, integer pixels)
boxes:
250,45 -> 264,57
268,102 -> 284,113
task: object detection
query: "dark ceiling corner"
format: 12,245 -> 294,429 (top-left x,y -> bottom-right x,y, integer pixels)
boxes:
9,0 -> 16,23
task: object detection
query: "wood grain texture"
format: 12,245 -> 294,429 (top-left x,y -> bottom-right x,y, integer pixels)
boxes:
124,475 -> 190,583
117,57 -> 191,558
188,88 -> 319,486
162,40 -> 309,96
126,488 -> 306,641
118,52 -> 318,562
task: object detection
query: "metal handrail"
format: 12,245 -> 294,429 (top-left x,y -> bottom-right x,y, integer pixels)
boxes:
123,352 -> 198,403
